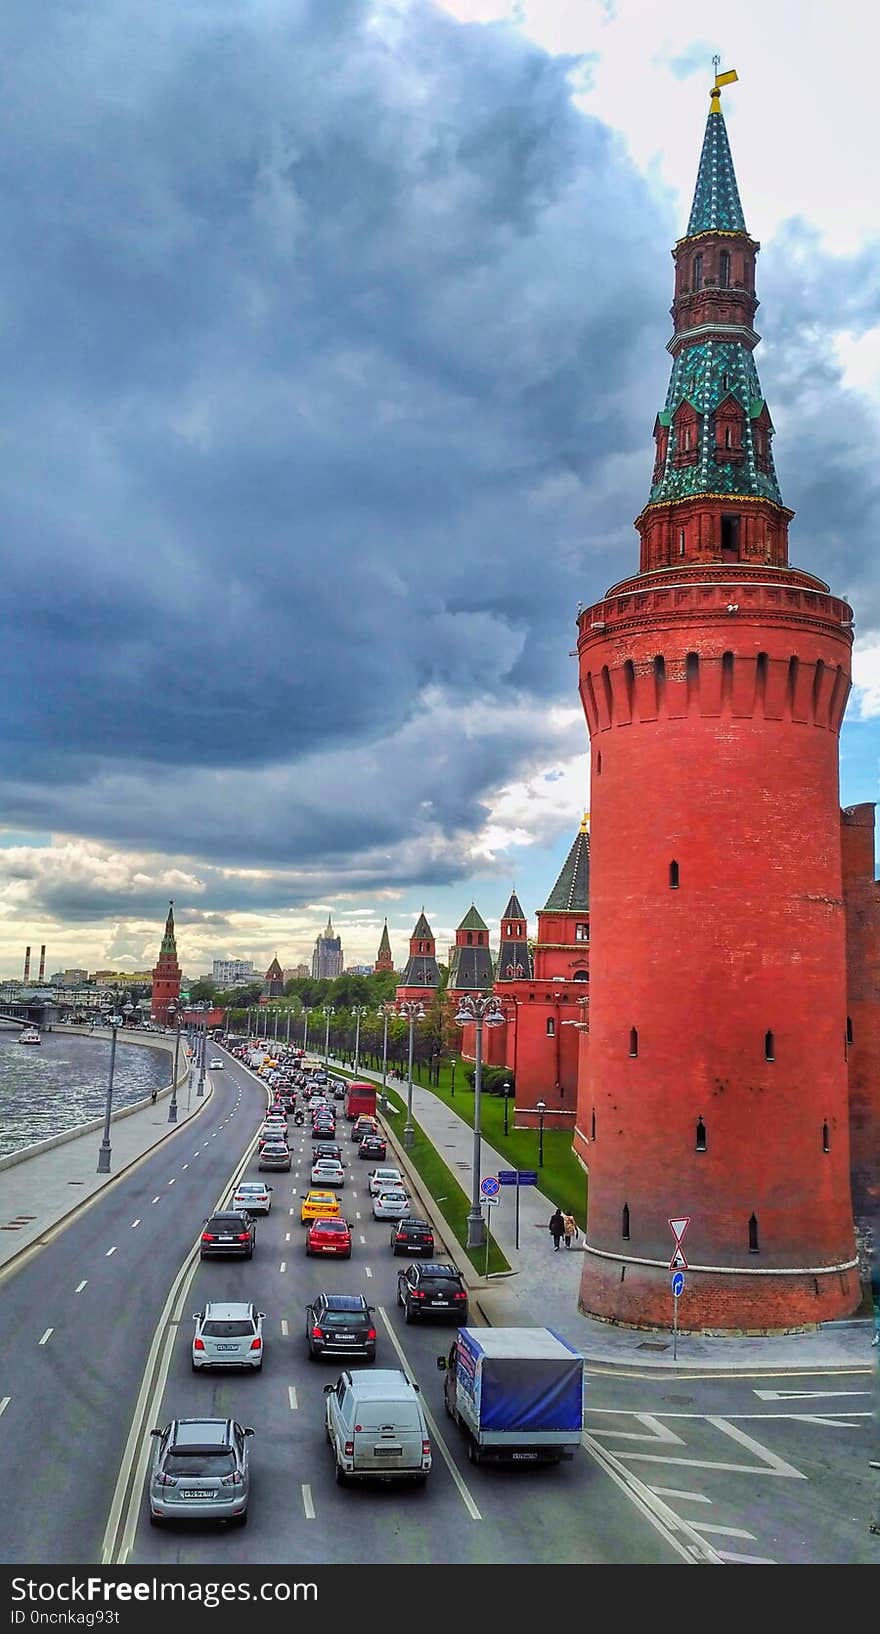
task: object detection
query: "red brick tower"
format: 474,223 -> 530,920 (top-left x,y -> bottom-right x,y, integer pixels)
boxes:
374,919 -> 394,974
151,901 -> 181,1026
575,71 -> 859,1331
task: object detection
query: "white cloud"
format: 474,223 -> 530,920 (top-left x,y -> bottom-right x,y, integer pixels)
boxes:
851,640 -> 880,720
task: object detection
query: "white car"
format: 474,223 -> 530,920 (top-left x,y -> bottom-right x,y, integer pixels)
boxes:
231,1182 -> 273,1216
368,1167 -> 404,1197
372,1188 -> 411,1221
192,1301 -> 264,1371
209,1058 -> 224,1069
311,1158 -> 345,1188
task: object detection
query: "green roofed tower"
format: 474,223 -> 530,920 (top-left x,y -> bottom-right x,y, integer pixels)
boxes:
449,904 -> 494,992
635,67 -> 793,573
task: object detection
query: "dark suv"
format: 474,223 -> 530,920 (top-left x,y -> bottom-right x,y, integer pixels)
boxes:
200,1211 -> 256,1260
390,1218 -> 435,1256
306,1292 -> 377,1361
397,1262 -> 468,1322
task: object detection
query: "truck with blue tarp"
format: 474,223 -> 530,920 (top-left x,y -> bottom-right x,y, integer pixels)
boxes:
437,1326 -> 584,1465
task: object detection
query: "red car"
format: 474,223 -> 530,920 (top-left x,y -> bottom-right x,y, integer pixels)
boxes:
305,1216 -> 352,1258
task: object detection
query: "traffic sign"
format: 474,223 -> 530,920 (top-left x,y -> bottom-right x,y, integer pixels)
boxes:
669,1247 -> 688,1271
671,1271 -> 684,1297
497,1171 -> 518,1185
517,1171 -> 539,1186
481,1176 -> 500,1199
668,1216 -> 691,1245
481,1196 -> 499,1206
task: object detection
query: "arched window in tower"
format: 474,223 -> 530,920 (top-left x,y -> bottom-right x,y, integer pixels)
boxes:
679,528 -> 686,556
478,933 -> 484,945
629,1027 -> 639,1058
719,250 -> 731,289
748,1214 -> 759,1254
822,1120 -> 830,1153
466,932 -> 473,946
573,970 -> 588,981
546,1018 -> 555,1037
696,1116 -> 707,1152
692,253 -> 703,292
622,1203 -> 630,1240
765,1029 -> 775,1062
591,1109 -> 597,1141
669,859 -> 680,889
721,514 -> 741,559
846,1015 -> 853,1045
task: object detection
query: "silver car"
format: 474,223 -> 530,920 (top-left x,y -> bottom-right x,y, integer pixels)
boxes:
149,1418 -> 253,1525
192,1302 -> 265,1371
230,1181 -> 273,1215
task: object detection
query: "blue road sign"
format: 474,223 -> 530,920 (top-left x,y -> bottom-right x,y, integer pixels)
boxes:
671,1271 -> 685,1298
517,1171 -> 539,1186
497,1171 -> 518,1185
481,1175 -> 500,1198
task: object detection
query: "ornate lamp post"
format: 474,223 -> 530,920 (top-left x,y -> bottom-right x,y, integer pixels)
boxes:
352,1005 -> 369,1076
396,1000 -> 426,1148
286,1010 -> 292,1045
96,1011 -> 123,1173
453,993 -> 506,1250
302,1005 -> 312,1053
503,1079 -> 512,1138
167,1000 -> 181,1124
536,1099 -> 546,1166
377,1005 -> 390,1113
322,1005 -> 335,1068
197,1015 -> 206,1096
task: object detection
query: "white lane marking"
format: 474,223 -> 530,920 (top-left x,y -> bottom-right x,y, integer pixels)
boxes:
281,1320 -> 289,1337
581,1431 -> 723,1564
716,1551 -> 777,1565
789,1414 -> 866,1428
365,1267 -> 373,1278
302,1483 -> 315,1520
691,1522 -> 756,1540
753,1388 -> 871,1400
280,1262 -> 286,1273
359,1235 -> 366,1245
106,1246 -> 117,1257
182,1164 -> 188,1171
285,1232 -> 290,1242
212,1132 -> 217,1137
75,1280 -> 87,1293
38,1329 -> 53,1345
151,1197 -> 160,1205
288,1387 -> 298,1410
0,1396 -> 10,1418
649,1486 -> 712,1503
355,1211 -> 361,1220
289,1208 -> 294,1216
377,1306 -> 481,1521
131,1220 -> 140,1229
167,1179 -> 175,1187
588,1412 -> 807,1478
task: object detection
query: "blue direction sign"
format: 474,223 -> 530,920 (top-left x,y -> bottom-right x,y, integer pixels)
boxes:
671,1271 -> 685,1298
497,1171 -> 518,1185
481,1176 -> 500,1199
517,1171 -> 539,1186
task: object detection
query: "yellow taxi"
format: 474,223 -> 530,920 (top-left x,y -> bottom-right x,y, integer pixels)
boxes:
300,1188 -> 340,1224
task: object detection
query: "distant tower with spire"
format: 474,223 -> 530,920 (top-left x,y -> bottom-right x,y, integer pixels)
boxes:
374,919 -> 394,974
496,891 -> 531,982
449,905 -> 494,993
151,901 -> 181,1025
311,915 -> 343,980
575,68 -> 865,1332
263,955 -> 285,998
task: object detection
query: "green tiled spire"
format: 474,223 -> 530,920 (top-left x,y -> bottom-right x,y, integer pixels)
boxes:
649,340 -> 782,506
686,103 -> 746,236
456,903 -> 489,933
159,901 -> 177,959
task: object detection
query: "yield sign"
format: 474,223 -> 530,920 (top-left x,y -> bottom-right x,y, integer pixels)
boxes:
668,1216 -> 690,1271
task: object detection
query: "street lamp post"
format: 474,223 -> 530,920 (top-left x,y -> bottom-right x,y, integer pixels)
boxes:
503,1080 -> 512,1138
352,1005 -> 368,1076
453,994 -> 506,1250
168,1001 -> 180,1123
286,1011 -> 291,1046
378,1006 -> 390,1113
96,1013 -> 122,1173
396,1001 -> 425,1149
302,1006 -> 311,1054
197,1020 -> 206,1096
322,1005 -> 335,1068
536,1099 -> 546,1166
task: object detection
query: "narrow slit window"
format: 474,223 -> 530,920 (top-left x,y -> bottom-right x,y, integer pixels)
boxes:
765,1029 -> 775,1062
546,1018 -> 555,1037
719,251 -> 730,289
669,859 -> 679,889
748,1214 -> 759,1254
692,253 -> 703,292
596,751 -> 602,775
622,1203 -> 630,1241
629,1027 -> 638,1058
696,1116 -> 707,1152
822,1121 -> 830,1154
846,1015 -> 853,1044
591,1109 -> 596,1141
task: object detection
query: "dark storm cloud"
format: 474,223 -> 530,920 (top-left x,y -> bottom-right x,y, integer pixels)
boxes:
0,1 -> 876,901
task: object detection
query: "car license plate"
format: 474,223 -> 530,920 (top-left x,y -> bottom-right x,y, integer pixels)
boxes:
218,1236 -> 233,1242
216,1344 -> 237,1351
374,1446 -> 403,1457
335,1334 -> 354,1342
321,1245 -> 336,1252
186,1489 -> 214,1498
430,1299 -> 448,1306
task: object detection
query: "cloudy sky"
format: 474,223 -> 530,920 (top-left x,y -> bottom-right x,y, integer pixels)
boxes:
1,0 -> 877,981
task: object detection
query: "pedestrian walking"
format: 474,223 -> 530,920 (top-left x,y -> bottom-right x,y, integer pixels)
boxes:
548,1208 -> 565,1251
150,1089 -> 158,1106
562,1210 -> 578,1249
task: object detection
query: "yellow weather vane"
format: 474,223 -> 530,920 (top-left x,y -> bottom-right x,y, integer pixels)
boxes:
710,56 -> 738,113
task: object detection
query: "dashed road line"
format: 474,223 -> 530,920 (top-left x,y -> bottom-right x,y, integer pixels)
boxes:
691,1522 -> 756,1540
359,1235 -> 366,1245
365,1266 -> 372,1278
151,1197 -> 160,1205
131,1220 -> 140,1229
301,1483 -> 315,1520
288,1387 -> 298,1410
106,1246 -> 117,1257
281,1320 -> 289,1337
279,1262 -> 286,1274
285,1232 -> 290,1243
167,1179 -> 175,1187
38,1329 -> 53,1345
0,1396 -> 10,1418
75,1280 -> 87,1293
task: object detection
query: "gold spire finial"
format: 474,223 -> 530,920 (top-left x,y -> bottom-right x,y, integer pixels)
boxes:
710,60 -> 738,113
579,811 -> 590,835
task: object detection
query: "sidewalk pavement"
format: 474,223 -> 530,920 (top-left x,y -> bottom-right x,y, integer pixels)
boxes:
0,1050 -> 212,1280
331,1057 -> 875,1375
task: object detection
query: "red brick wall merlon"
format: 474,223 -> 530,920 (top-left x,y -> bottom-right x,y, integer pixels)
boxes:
841,802 -> 880,1222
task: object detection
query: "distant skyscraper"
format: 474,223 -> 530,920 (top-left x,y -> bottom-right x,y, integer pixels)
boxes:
311,917 -> 343,980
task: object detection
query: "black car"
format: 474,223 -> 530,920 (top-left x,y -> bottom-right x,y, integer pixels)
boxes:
313,1141 -> 345,1163
200,1211 -> 256,1260
390,1218 -> 435,1256
305,1292 -> 377,1360
358,1133 -> 387,1161
397,1262 -> 468,1322
351,1117 -> 379,1145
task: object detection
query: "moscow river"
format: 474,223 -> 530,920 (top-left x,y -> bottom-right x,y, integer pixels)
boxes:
0,1030 -> 172,1159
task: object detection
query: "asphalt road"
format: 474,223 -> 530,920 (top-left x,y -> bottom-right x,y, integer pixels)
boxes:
0,1053 -> 873,1567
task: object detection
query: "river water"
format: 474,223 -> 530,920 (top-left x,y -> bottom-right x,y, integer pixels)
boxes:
0,1031 -> 172,1159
